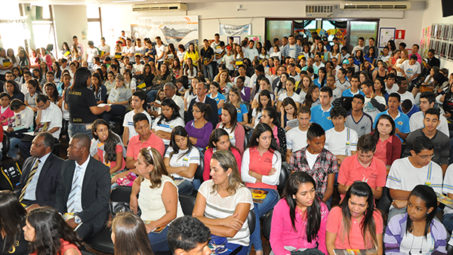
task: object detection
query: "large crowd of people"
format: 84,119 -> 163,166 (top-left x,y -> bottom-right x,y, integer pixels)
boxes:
1,29 -> 453,255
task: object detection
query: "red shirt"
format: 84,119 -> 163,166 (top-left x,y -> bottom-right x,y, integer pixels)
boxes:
338,154 -> 387,192
246,147 -> 276,190
126,132 -> 165,159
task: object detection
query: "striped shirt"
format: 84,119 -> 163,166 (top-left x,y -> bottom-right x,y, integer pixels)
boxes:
198,180 -> 254,246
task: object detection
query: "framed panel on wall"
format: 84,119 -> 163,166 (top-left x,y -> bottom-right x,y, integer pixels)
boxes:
378,27 -> 395,48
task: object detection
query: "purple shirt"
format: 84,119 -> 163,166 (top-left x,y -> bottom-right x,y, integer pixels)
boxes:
185,120 -> 213,149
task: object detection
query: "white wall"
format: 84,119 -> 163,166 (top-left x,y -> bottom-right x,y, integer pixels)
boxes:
53,5 -> 88,51
420,0 -> 453,71
99,1 -> 425,49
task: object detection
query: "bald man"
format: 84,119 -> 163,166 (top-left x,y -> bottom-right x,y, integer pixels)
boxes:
56,133 -> 110,240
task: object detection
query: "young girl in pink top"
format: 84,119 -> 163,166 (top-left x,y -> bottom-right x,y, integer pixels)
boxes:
270,172 -> 328,255
241,123 -> 282,255
0,93 -> 14,127
326,182 -> 384,255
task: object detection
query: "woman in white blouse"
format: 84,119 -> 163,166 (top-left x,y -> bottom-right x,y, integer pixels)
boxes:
129,147 -> 184,252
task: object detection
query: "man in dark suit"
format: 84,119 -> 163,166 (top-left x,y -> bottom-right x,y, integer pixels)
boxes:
56,133 -> 110,240
17,132 -> 63,208
186,82 -> 218,127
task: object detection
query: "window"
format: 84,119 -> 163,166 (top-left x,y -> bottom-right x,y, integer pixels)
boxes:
266,20 -> 292,42
349,21 -> 378,46
87,6 -> 102,44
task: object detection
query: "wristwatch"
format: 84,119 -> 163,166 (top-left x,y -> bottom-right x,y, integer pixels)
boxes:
74,215 -> 82,224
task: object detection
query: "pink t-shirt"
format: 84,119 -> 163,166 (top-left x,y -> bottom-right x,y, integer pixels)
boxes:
0,106 -> 14,126
326,206 -> 383,250
96,144 -> 126,171
126,132 -> 165,160
338,154 -> 387,192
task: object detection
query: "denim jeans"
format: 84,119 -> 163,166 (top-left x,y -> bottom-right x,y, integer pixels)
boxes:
177,180 -> 194,195
101,105 -> 126,122
68,122 -> 93,139
443,213 -> 453,233
147,226 -> 169,252
202,63 -> 214,81
146,89 -> 159,102
250,188 -> 279,252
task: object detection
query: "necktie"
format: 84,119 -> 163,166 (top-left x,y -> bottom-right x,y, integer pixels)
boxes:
67,166 -> 82,213
19,159 -> 40,202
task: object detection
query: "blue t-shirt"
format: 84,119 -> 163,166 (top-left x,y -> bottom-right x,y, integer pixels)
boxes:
310,104 -> 333,131
374,110 -> 410,142
342,88 -> 365,98
313,78 -> 322,88
236,103 -> 248,122
209,93 -> 226,115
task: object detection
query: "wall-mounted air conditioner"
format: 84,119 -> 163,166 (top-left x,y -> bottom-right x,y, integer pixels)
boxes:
306,5 -> 339,17
340,1 -> 411,10
132,3 -> 187,12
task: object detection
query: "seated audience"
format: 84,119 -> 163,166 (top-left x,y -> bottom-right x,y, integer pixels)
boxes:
326,182 -> 384,254
111,212 -> 154,255
404,108 -> 449,173
338,134 -> 387,200
346,94 -> 373,138
152,98 -> 185,146
208,81 -> 225,116
6,99 -> 34,159
260,106 -> 287,157
249,90 -> 273,128
56,133 -> 110,241
129,147 -> 184,252
241,123 -> 281,255
270,172 -> 328,254
193,150 -> 253,255
167,216 -> 211,255
386,136 -> 443,219
362,79 -> 387,121
187,82 -> 218,128
0,93 -> 13,126
384,185 -> 448,254
24,207 -> 82,255
90,119 -> 126,176
0,190 -> 28,254
410,92 -> 449,136
374,93 -> 410,142
290,123 -> 338,203
310,86 -> 333,131
325,106 -> 358,164
17,132 -> 63,208
185,102 -> 213,149
104,73 -> 132,122
24,79 -> 41,111
217,103 -> 245,153
203,128 -> 242,181
122,91 -> 152,146
164,126 -> 201,195
285,105 -> 310,162
5,80 -> 24,102
228,87 -> 248,126
371,115 -> 402,172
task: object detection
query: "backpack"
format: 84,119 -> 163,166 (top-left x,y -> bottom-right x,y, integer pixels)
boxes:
0,158 -> 22,190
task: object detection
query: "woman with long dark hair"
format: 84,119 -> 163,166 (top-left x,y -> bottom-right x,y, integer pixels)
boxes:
241,123 -> 282,255
326,182 -> 383,254
152,98 -> 185,146
91,72 -> 107,104
0,190 -> 28,254
64,67 -> 110,137
164,126 -> 200,195
270,172 -> 328,254
217,102 -> 245,153
185,102 -> 213,149
203,128 -> 242,181
91,119 -> 126,177
111,212 -> 153,255
260,106 -> 287,157
371,115 -> 401,171
384,185 -> 448,254
44,82 -> 59,104
24,207 -> 81,255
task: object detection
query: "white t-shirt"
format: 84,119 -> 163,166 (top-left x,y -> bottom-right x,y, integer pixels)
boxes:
222,54 -> 235,71
400,232 -> 434,255
155,44 -> 165,62
164,147 -> 200,181
98,44 -> 110,57
443,164 -> 453,214
278,92 -> 301,104
221,126 -> 237,147
335,79 -> 350,93
386,157 -> 443,194
12,106 -> 34,131
286,126 -> 307,152
122,46 -> 135,62
325,127 -> 358,156
122,110 -> 152,141
86,47 -> 99,63
40,102 -> 62,139
306,150 -> 319,169
409,111 -> 450,137
401,60 -> 421,78
363,96 -> 386,121
198,180 -> 253,246
398,91 -> 415,105
151,117 -> 185,145
385,83 -> 399,94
